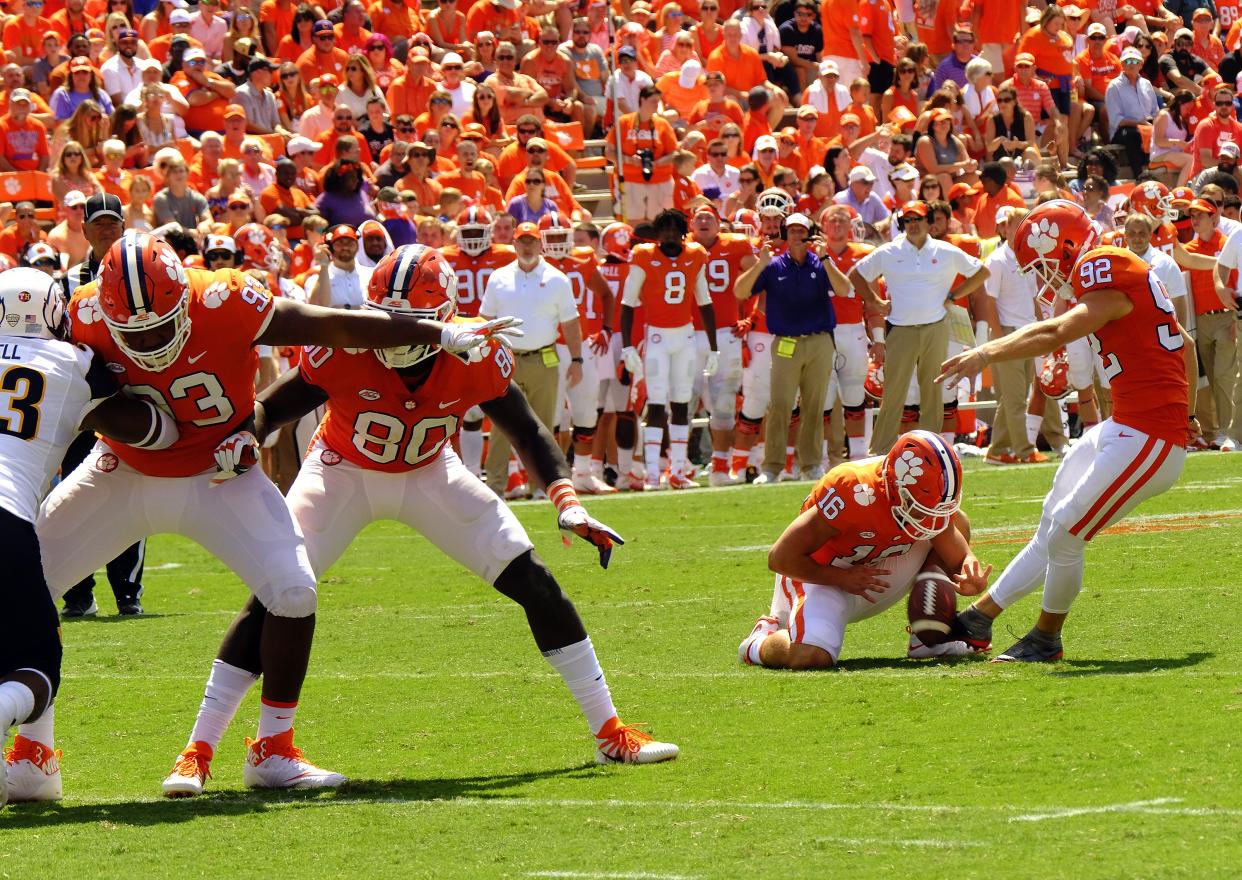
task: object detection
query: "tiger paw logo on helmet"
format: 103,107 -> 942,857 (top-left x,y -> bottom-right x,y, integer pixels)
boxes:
76,295 -> 103,325
157,246 -> 186,285
892,450 -> 925,489
853,483 -> 876,506
203,281 -> 231,309
1026,218 -> 1061,257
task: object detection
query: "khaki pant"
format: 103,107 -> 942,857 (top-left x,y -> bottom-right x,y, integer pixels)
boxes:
989,325 -> 1035,458
869,319 -> 949,455
485,349 -> 560,495
763,332 -> 835,475
1196,311 -> 1238,442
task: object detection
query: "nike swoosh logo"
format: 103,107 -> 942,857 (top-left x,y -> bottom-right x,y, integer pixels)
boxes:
187,352 -> 206,364
1118,431 -> 1134,438
439,398 -> 462,409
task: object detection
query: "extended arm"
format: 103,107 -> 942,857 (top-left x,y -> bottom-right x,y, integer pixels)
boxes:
252,366 -> 329,443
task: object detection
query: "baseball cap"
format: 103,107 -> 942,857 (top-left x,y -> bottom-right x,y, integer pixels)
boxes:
25,243 -> 58,265
1086,22 -> 1107,37
183,47 -> 207,62
1193,6 -> 1214,18
777,127 -> 797,143
840,113 -> 861,127
138,57 -> 163,71
442,51 -> 464,65
315,73 -> 339,89
617,45 -> 637,59
286,136 -> 318,156
1120,47 -> 1143,63
63,190 -> 87,208
376,185 -> 400,202
889,163 -> 919,182
1061,4 -> 1085,17
204,234 -> 239,254
949,181 -> 979,201
8,88 -> 32,104
494,0 -> 518,9
929,107 -> 953,123
899,200 -> 929,220
1220,142 -> 1240,159
784,212 -> 812,230
994,205 -> 1017,226
69,57 -> 93,71
223,104 -> 246,119
117,27 -> 138,39
754,134 -> 777,152
1189,198 -> 1217,214
819,59 -> 839,76
515,222 -> 540,239
1014,52 -> 1035,67
459,123 -> 488,141
847,165 -> 876,184
247,55 -> 276,74
796,105 -> 819,119
359,220 -> 387,238
326,224 -> 358,241
1174,27 -> 1194,41
169,8 -> 191,23
84,192 -> 124,222
526,136 -> 548,150
312,19 -> 334,34
678,59 -> 702,89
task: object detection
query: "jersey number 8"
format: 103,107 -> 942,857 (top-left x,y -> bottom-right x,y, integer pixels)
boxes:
664,270 -> 686,305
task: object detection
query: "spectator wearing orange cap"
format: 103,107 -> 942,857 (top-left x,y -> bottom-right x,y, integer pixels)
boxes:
1002,52 -> 1066,167
915,107 -> 977,193
297,19 -> 349,85
309,222 -> 368,309
1190,7 -> 1226,70
385,47 -> 440,122
51,56 -> 113,120
297,73 -> 341,140
1184,196 -> 1238,448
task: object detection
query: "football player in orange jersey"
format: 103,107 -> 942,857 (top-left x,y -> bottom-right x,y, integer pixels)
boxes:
184,245 -> 678,768
442,207 -> 517,476
689,205 -> 757,486
621,209 -> 718,490
821,204 -> 884,461
595,222 -> 645,489
738,431 -> 992,668
16,234 -> 523,801
939,200 -> 1198,662
540,212 -> 617,494
1128,180 -> 1221,274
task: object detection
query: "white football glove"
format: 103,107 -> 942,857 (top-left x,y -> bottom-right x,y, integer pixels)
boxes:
440,317 -> 525,354
211,430 -> 260,486
621,345 -> 643,378
703,350 -> 719,376
557,505 -> 625,569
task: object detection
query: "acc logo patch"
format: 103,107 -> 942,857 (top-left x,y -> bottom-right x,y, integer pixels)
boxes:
359,389 -> 381,400
320,449 -> 342,466
860,530 -> 876,539
97,453 -> 119,472
5,315 -> 17,327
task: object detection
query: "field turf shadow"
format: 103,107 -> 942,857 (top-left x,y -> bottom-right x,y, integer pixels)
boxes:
1048,651 -> 1213,677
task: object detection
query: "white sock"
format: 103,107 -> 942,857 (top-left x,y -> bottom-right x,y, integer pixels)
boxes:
750,442 -> 764,468
17,701 -> 53,746
257,697 -> 297,740
187,660 -> 259,750
460,428 -> 483,476
643,426 -> 662,482
541,637 -> 617,734
571,454 -> 590,477
847,436 -> 866,459
0,680 -> 36,733
668,422 -> 689,474
618,445 -> 634,475
590,456 -> 604,477
1026,414 -> 1042,446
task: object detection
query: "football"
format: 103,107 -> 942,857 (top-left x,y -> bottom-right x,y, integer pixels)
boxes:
906,570 -> 958,646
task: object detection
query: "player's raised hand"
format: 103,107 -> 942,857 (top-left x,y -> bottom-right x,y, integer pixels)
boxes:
756,240 -> 774,265
832,565 -> 891,604
936,346 -> 987,387
439,316 -> 525,353
557,505 -> 625,569
210,430 -> 260,486
953,557 -> 993,596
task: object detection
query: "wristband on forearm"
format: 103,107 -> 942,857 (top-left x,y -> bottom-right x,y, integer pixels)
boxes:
871,327 -> 885,344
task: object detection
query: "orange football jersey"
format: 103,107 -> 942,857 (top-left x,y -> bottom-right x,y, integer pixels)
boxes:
693,233 -> 753,329
821,241 -> 873,325
300,338 -> 512,473
1070,246 -> 1189,445
549,247 -> 609,337
1151,221 -> 1177,256
70,268 -> 273,477
802,457 -> 916,568
628,242 -> 710,329
442,244 -> 516,318
600,260 -> 644,342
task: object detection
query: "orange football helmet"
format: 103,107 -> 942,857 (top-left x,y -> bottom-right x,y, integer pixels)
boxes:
601,221 -> 633,261
1129,180 -> 1173,222
1013,199 -> 1100,301
882,430 -> 962,541
365,244 -> 456,368
97,232 -> 192,372
1039,347 -> 1071,399
456,206 -> 494,256
538,211 -> 573,258
234,222 -> 283,272
1169,186 -> 1195,212
733,208 -> 760,239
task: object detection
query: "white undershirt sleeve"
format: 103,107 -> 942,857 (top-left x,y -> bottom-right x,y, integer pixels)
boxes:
621,266 -> 646,307
693,268 -> 710,306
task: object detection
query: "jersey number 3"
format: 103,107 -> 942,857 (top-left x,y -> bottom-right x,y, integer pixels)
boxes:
0,366 -> 45,441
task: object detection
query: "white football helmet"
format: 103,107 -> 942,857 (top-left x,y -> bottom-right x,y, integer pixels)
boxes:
756,187 -> 795,218
0,267 -> 67,340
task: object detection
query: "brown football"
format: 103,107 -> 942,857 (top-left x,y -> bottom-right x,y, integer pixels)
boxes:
906,572 -> 958,646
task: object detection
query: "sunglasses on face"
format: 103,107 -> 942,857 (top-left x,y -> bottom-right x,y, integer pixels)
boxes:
432,97 -> 451,105
335,114 -> 352,121
527,146 -> 546,153
443,63 -> 462,70
998,96 -> 1014,103
282,71 -> 297,79
228,201 -> 250,210
396,125 -> 414,132
16,213 -> 35,219
517,126 -> 538,134
63,151 -> 82,157
1123,58 -> 1140,65
739,176 -> 755,183
496,54 -> 515,60
186,59 -> 205,66
527,177 -> 544,184
723,131 -> 740,138
708,151 -> 727,157
1089,34 -> 1105,40
1218,99 -> 1234,106
478,92 -> 495,100
541,38 -> 559,44
315,34 -> 334,41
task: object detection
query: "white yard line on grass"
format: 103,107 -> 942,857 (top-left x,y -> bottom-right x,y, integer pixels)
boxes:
1010,798 -> 1183,822
527,872 -> 699,880
810,835 -> 986,849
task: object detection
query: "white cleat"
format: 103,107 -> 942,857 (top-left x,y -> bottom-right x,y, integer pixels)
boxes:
738,614 -> 781,664
1219,437 -> 1237,452
616,469 -> 646,491
242,730 -> 347,790
594,717 -> 679,765
644,478 -> 667,492
162,742 -> 213,798
668,472 -> 697,490
4,736 -> 62,802
907,636 -> 972,659
572,472 -> 618,494
709,470 -> 741,487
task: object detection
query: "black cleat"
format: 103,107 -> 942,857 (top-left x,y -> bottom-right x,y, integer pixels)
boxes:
62,596 -> 98,618
949,606 -> 993,652
992,629 -> 1065,663
117,598 -> 144,616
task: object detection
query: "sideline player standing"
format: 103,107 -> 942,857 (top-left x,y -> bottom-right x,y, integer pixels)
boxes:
939,200 -> 1196,662
8,233 -> 522,801
0,268 -> 181,805
165,245 -> 677,795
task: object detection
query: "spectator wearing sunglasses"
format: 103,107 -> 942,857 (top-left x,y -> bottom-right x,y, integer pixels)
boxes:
485,40 -> 549,127
0,202 -> 48,262
296,19 -> 349,84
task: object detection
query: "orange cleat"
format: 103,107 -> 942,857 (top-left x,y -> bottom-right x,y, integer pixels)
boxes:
162,741 -> 213,798
594,717 -> 679,765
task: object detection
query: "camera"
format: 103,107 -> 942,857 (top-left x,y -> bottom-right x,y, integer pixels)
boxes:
637,149 -> 654,182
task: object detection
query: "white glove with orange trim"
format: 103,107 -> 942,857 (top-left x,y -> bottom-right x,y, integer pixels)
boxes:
549,479 -> 624,569
211,430 -> 260,485
439,316 -> 524,354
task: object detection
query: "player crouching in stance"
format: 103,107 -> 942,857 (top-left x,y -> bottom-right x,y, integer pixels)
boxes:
165,245 -> 677,796
0,269 -> 181,805
738,431 -> 992,669
938,201 -> 1196,662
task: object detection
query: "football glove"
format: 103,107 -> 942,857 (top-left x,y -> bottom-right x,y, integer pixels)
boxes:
557,505 -> 625,569
440,317 -> 525,354
621,345 -> 643,378
211,430 -> 260,486
588,329 -> 611,355
731,317 -> 752,338
703,350 -> 719,376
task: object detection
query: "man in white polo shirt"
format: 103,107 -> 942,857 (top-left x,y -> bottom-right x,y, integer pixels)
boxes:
481,222 -> 582,497
849,200 -> 989,454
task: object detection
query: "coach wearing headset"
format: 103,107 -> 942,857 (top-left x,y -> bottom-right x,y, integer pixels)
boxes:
735,212 -> 850,484
850,200 -> 989,456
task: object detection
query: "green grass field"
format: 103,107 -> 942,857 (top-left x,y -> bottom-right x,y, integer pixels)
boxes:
3,453 -> 1241,879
